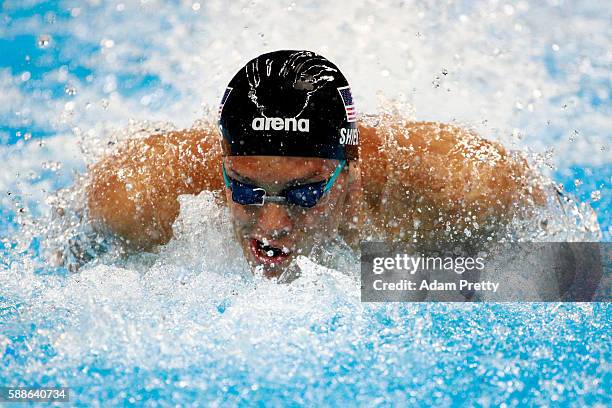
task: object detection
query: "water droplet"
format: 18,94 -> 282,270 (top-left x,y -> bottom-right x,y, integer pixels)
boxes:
37,35 -> 51,49
44,11 -> 56,24
101,99 -> 109,109
48,161 -> 62,171
65,85 -> 77,96
192,2 -> 201,11
590,191 -> 601,202
380,69 -> 390,77
574,179 -> 582,188
552,44 -> 560,51
24,133 -> 32,141
20,71 -> 31,81
464,228 -> 471,237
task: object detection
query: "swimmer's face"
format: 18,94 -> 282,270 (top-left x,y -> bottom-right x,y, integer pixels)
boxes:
223,156 -> 351,279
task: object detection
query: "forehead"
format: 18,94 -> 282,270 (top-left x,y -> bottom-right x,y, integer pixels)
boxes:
225,156 -> 339,183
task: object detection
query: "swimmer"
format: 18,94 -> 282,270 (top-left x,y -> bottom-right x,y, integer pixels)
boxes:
86,50 -> 543,278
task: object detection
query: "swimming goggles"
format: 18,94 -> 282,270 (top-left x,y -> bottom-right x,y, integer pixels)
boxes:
222,160 -> 346,208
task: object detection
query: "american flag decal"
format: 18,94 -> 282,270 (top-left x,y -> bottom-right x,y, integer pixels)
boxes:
218,87 -> 233,115
337,86 -> 357,122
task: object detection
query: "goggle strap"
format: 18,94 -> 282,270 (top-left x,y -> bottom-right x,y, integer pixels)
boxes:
222,162 -> 231,188
323,160 -> 346,194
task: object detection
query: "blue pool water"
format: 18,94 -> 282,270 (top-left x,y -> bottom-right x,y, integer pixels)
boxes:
0,1 -> 610,406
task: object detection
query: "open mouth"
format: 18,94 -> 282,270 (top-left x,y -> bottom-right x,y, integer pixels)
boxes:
249,238 -> 291,266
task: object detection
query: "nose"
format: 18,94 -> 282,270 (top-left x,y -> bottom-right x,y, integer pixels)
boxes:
256,203 -> 293,237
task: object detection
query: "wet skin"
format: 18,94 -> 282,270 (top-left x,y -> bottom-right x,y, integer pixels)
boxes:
223,156 -> 351,279
86,120 -> 543,277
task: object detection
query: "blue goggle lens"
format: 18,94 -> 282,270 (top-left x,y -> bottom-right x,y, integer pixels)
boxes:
284,181 -> 326,208
229,178 -> 266,205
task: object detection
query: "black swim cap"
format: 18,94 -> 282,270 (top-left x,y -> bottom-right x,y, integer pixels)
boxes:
218,50 -> 359,160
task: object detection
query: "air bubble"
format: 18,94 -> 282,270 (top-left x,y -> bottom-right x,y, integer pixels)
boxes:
590,191 -> 601,202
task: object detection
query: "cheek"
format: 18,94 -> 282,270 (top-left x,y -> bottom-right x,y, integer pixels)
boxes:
300,207 -> 326,226
299,200 -> 341,231
227,200 -> 255,229
304,188 -> 347,228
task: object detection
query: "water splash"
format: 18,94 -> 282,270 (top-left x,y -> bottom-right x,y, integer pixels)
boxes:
0,0 -> 610,405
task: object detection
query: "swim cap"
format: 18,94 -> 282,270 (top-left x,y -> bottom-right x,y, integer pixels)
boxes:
218,50 -> 359,160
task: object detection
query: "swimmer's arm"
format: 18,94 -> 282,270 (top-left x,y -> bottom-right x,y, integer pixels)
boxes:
86,128 -> 223,250
359,120 -> 544,247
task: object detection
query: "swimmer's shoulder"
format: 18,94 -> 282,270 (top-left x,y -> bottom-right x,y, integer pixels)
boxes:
87,124 -> 225,250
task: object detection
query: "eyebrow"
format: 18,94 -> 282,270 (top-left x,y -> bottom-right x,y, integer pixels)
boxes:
228,169 -> 325,186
